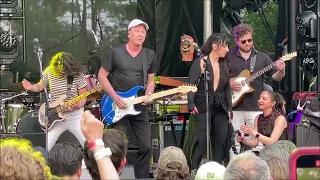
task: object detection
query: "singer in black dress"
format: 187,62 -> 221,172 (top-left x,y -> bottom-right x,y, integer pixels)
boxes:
187,33 -> 232,169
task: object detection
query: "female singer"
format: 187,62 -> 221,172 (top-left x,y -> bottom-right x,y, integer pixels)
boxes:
238,90 -> 288,147
187,33 -> 232,170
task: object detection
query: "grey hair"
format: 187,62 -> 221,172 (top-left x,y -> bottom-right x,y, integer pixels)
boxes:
273,140 -> 296,154
259,144 -> 290,164
224,151 -> 271,180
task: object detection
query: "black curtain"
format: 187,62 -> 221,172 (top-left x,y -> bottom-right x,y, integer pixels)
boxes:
137,0 -> 156,51
212,0 -> 223,33
155,0 -> 203,77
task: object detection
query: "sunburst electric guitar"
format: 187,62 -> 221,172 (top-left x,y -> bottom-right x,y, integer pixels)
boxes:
39,86 -> 103,131
231,52 -> 297,107
100,85 -> 197,125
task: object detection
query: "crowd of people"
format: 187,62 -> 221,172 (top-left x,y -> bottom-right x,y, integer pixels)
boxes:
0,19 -> 309,180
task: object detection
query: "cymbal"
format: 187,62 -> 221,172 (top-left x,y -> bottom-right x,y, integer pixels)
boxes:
7,82 -> 24,93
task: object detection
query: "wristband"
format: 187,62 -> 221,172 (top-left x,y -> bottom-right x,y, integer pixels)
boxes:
88,139 -> 104,150
94,148 -> 112,160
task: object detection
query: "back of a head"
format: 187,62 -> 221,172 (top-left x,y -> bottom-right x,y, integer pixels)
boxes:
47,142 -> 83,178
260,153 -> 289,180
273,140 -> 296,154
195,161 -> 225,180
83,129 -> 128,180
155,146 -> 190,180
259,144 -> 290,163
0,138 -> 51,180
224,151 -> 271,180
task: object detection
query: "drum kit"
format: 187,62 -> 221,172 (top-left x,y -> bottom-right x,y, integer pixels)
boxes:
0,74 -> 103,134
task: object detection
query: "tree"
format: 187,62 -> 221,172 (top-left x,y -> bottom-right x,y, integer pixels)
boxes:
244,1 -> 278,54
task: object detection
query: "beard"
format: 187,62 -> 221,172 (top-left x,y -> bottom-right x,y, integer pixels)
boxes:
238,45 -> 253,53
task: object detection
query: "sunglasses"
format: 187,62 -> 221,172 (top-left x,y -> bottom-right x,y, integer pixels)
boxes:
240,39 -> 253,44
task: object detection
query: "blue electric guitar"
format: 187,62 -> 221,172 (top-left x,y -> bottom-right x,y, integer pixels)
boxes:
101,85 -> 197,125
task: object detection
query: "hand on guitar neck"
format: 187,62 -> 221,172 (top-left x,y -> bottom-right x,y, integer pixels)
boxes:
274,59 -> 286,72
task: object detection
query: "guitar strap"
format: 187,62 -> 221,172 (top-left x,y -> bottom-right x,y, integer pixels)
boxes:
249,47 -> 257,73
142,48 -> 148,89
67,75 -> 74,99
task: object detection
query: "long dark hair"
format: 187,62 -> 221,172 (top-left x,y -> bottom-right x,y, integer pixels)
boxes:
200,33 -> 231,76
61,52 -> 83,76
265,90 -> 286,115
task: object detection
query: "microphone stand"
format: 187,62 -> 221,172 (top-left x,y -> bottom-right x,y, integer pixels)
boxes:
96,12 -> 103,71
197,47 -> 211,161
34,39 -> 50,150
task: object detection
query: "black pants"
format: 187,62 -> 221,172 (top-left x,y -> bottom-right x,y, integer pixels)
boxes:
109,107 -> 151,178
191,106 -> 229,169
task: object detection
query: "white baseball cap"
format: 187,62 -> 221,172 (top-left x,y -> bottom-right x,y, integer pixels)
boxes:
128,19 -> 149,31
195,161 -> 226,180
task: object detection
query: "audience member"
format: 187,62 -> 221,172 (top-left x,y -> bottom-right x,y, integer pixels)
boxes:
47,142 -> 83,180
0,138 -> 52,180
224,151 -> 271,180
260,153 -> 289,180
81,110 -> 120,180
154,146 -> 190,180
259,144 -> 290,163
83,128 -> 128,179
195,161 -> 225,180
273,140 -> 296,153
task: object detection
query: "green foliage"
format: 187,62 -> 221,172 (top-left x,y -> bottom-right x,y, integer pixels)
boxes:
1,0 -> 138,72
244,1 -> 279,53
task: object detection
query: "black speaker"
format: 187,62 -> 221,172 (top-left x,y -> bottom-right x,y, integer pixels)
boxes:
295,112 -> 320,147
0,132 -> 46,148
150,119 -> 188,163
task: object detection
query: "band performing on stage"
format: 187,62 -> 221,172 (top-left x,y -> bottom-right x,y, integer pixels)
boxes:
1,4 -> 319,178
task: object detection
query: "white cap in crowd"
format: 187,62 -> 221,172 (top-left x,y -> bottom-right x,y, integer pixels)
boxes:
195,161 -> 226,180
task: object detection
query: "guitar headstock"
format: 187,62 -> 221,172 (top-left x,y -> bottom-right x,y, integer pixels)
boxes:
281,52 -> 297,62
177,85 -> 198,94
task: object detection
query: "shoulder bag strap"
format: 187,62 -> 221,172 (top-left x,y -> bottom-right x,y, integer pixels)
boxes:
142,48 -> 148,89
249,48 -> 257,73
67,75 -> 74,99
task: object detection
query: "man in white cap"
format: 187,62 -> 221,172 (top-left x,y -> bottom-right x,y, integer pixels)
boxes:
98,19 -> 157,178
195,161 -> 226,180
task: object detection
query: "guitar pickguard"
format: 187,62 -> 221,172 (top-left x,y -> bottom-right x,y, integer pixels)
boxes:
107,96 -> 140,123
232,77 -> 253,106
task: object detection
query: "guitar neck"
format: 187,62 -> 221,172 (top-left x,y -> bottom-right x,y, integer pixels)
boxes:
246,63 -> 276,83
57,87 -> 101,112
132,88 -> 180,105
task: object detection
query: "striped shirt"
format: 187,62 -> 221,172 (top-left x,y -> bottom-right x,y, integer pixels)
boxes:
42,70 -> 87,102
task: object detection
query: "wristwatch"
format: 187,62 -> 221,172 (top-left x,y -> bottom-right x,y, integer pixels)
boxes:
88,139 -> 104,150
255,133 -> 260,139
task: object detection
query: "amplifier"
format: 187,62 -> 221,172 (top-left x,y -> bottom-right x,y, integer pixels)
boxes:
150,117 -> 189,163
295,112 -> 320,147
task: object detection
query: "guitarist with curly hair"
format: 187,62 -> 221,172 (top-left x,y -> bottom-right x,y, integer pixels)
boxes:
22,52 -> 87,150
227,24 -> 286,159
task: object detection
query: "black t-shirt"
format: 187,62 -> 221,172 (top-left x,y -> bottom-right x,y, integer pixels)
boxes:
227,48 -> 277,111
101,44 -> 157,91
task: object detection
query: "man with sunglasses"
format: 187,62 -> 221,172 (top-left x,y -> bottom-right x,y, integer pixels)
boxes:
227,24 -> 286,159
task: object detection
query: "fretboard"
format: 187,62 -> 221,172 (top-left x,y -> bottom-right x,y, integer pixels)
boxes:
245,63 -> 276,83
132,88 -> 180,105
56,86 -> 101,112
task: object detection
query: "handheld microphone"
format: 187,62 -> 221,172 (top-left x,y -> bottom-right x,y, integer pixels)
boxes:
193,43 -> 201,53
